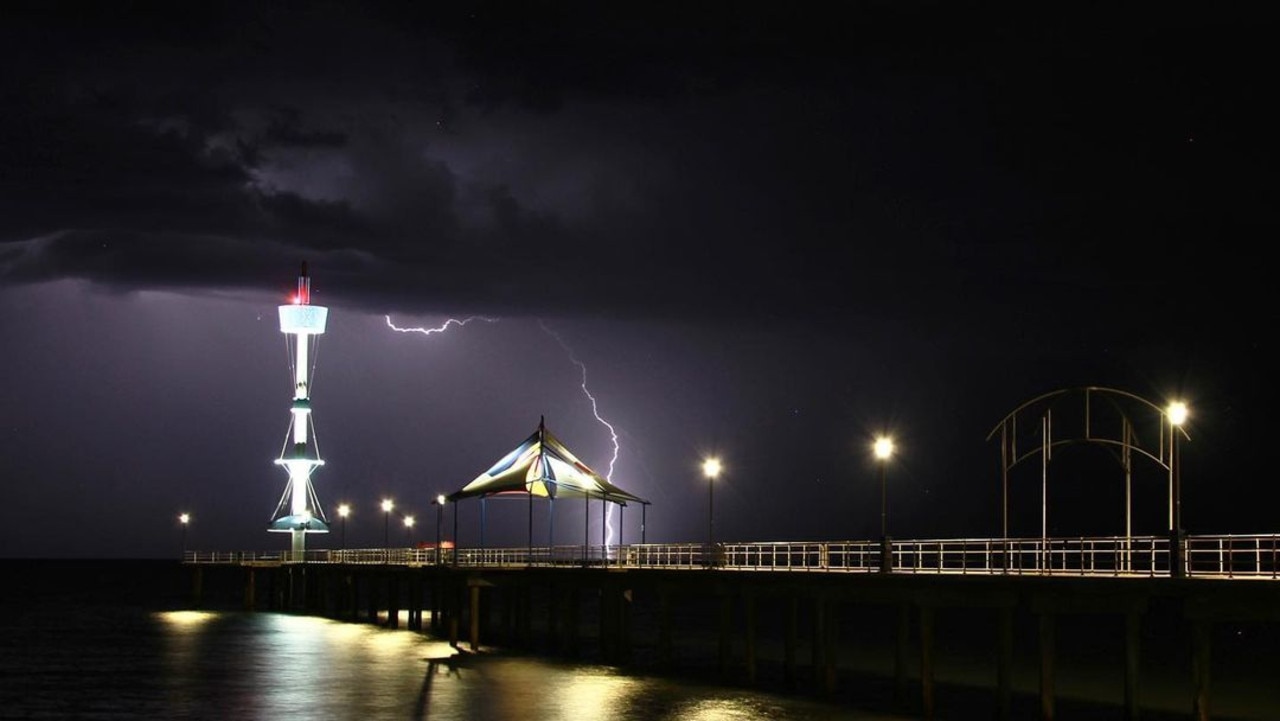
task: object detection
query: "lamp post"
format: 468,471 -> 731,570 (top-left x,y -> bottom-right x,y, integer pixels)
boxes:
703,457 -> 722,556
337,503 -> 350,550
874,436 -> 895,573
382,498 -> 394,550
432,494 -> 446,565
1168,401 -> 1189,577
403,515 -> 415,545
874,436 -> 895,538
178,513 -> 190,557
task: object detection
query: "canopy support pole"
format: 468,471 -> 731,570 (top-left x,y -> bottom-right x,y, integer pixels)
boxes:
642,504 -> 647,544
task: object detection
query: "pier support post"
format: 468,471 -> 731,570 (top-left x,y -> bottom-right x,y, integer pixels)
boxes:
503,587 -> 515,644
784,594 -> 798,690
469,583 -> 481,651
599,585 -> 614,662
316,567 -> 326,613
811,595 -> 825,687
190,566 -> 203,609
367,573 -> 380,624
1124,609 -> 1142,721
744,592 -> 758,685
920,605 -> 935,720
567,585 -> 580,658
548,582 -> 561,652
1039,611 -> 1056,721
1192,619 -> 1211,721
823,597 -> 838,695
449,581 -> 460,648
430,572 -> 441,634
243,569 -> 256,611
409,575 -> 423,631
896,603 -> 910,708
387,573 -> 400,629
659,587 -> 672,669
717,590 -> 732,677
519,584 -> 533,649
269,568 -> 282,610
619,586 -> 632,665
997,605 -> 1013,721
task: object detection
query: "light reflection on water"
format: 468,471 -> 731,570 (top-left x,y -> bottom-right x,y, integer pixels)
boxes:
137,611 -> 897,720
157,610 -> 218,628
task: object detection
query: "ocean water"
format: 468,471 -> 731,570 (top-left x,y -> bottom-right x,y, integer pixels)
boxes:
0,561 -> 907,721
2,561 -> 1277,720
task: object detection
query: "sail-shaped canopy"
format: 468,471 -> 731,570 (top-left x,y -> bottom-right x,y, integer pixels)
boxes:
448,418 -> 648,506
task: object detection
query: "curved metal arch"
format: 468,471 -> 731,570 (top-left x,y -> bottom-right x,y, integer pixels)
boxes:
986,386 -> 1189,543
993,391 -> 1172,472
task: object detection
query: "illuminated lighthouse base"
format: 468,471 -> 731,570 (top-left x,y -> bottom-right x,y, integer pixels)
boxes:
268,264 -> 331,555
270,452 -> 330,554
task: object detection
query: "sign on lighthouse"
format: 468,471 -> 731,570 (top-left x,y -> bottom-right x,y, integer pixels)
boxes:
268,262 -> 330,554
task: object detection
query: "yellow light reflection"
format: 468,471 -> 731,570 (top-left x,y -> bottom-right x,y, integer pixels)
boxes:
677,697 -> 777,721
156,610 -> 217,628
554,666 -> 639,720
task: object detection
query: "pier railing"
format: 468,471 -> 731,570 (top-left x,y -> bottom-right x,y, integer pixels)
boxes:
182,533 -> 1280,580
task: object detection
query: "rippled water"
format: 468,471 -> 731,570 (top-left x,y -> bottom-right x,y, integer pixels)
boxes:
7,609 -> 902,720
0,561 -> 906,720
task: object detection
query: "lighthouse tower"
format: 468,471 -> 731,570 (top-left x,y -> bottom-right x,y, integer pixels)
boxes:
269,262 -> 330,555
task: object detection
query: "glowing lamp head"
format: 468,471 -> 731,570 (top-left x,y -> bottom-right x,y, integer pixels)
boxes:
404,515 -> 415,529
382,499 -> 394,513
874,436 -> 895,461
179,513 -> 190,525
435,494 -> 447,506
338,503 -> 350,518
1168,401 -> 1189,427
702,457 -> 722,480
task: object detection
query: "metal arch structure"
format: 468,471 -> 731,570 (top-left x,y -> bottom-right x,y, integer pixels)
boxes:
985,387 -> 1191,561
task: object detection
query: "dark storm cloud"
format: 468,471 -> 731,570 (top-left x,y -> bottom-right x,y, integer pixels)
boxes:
1,1 -> 1275,331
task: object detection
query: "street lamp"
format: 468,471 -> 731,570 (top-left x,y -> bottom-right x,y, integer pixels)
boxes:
1168,401 -> 1189,577
432,494 -> 447,565
403,515 -> 415,545
178,513 -> 190,557
703,457 -> 722,549
337,503 -> 350,550
874,436 -> 894,573
382,498 -> 394,549
874,436 -> 895,537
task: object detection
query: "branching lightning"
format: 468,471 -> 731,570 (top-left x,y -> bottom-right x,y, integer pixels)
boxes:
384,312 -> 621,548
385,315 -> 499,335
539,319 -> 621,547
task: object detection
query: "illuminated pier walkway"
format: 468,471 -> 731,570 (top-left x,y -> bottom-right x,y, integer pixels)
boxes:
180,389 -> 1280,720
182,534 -> 1280,721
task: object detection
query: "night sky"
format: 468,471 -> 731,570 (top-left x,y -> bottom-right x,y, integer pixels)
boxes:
2,2 -> 1275,558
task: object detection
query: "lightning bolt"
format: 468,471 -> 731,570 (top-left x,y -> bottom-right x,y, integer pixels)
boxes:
539,320 -> 621,547
385,315 -> 499,334
386,312 -> 620,548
